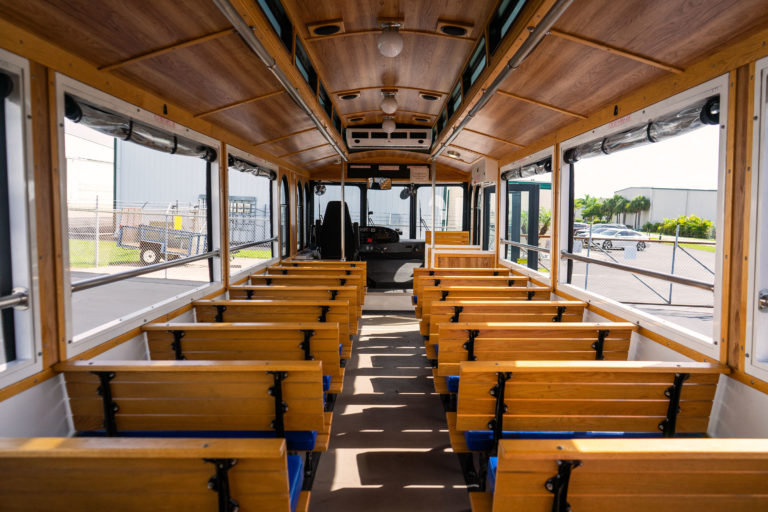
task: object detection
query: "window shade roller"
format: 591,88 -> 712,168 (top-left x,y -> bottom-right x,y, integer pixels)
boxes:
64,94 -> 217,162
228,154 -> 276,180
501,157 -> 552,181
564,95 -> 719,164
0,72 -> 13,100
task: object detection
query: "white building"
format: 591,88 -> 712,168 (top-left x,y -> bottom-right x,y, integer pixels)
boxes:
615,187 -> 717,228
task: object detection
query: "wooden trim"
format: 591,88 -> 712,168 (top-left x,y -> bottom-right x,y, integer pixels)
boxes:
496,89 -> 587,119
194,90 -> 284,118
303,153 -> 340,165
727,368 -> 768,395
305,28 -> 477,43
279,142 -> 329,158
448,144 -> 496,159
0,369 -> 58,402
721,71 -> 738,364
0,18 -> 306,174
548,29 -> 685,74
220,142 -> 231,287
342,108 -> 438,118
550,143 -> 560,285
332,85 -> 448,97
254,126 -> 317,147
99,29 -> 235,71
463,128 -> 524,147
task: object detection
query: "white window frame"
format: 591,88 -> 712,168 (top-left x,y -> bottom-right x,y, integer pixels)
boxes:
0,49 -> 42,389
499,146 -> 554,284
55,74 -> 223,358
745,56 -> 768,382
227,144 -> 279,283
556,74 -> 730,360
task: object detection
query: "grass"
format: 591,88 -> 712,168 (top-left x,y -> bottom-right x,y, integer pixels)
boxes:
679,243 -> 716,253
231,249 -> 272,259
69,239 -> 140,267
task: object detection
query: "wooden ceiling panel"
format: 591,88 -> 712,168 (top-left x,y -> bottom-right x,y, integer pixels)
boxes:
452,130 -> 514,160
334,88 -> 443,118
554,0 -> 768,68
284,145 -> 337,166
497,36 -> 667,118
206,93 -> 314,145
284,0 -> 494,38
112,34 -> 281,114
259,130 -> 329,158
0,0 -> 229,66
467,95 -> 572,147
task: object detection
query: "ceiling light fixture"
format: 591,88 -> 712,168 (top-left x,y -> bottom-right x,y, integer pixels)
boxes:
378,22 -> 404,58
382,116 -> 396,134
380,90 -> 398,114
446,150 -> 461,159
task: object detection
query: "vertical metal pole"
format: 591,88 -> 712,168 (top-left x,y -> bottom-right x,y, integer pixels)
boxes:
94,195 -> 100,268
431,162 -> 436,267
584,222 -> 592,289
668,224 -> 679,304
340,161 -> 346,261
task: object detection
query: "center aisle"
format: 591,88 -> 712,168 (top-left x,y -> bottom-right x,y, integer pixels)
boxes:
311,313 -> 469,511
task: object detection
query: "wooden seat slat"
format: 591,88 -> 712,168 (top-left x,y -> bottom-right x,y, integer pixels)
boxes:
417,286 -> 551,321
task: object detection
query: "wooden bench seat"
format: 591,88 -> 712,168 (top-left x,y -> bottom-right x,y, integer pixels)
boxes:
228,285 -> 361,331
246,274 -> 365,306
417,285 -> 551,324
425,301 -> 587,359
266,265 -> 366,287
413,267 -> 518,278
193,300 -> 354,359
437,322 -> 636,376
425,230 -> 470,245
414,275 -> 530,313
452,360 -> 726,455
474,438 -> 768,512
0,437 -> 309,512
283,259 -> 366,271
143,322 -> 344,393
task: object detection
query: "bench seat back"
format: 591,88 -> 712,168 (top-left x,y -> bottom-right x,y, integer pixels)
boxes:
0,437 -> 303,512
247,274 -> 365,304
417,285 -> 551,320
489,438 -> 768,512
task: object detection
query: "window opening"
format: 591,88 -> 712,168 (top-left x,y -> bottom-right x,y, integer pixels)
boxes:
462,37 -> 487,95
482,185 -> 496,250
297,181 -> 304,249
228,154 -> 274,270
488,0 -> 527,55
280,176 -> 290,258
415,185 -> 465,239
295,38 -> 318,93
257,0 -> 293,52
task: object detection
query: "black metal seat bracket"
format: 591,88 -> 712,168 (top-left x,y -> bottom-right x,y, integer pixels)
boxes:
339,278 -> 346,286
267,371 -> 288,437
527,291 -> 535,300
330,289 -> 338,300
434,278 -> 441,286
91,371 -> 119,436
246,289 -> 254,300
318,305 -> 330,322
463,329 -> 480,361
204,458 -> 239,512
264,277 -> 272,285
281,269 -> 288,275
552,306 -> 567,322
592,329 -> 609,360
429,270 -> 435,276
441,290 -> 449,301
302,451 -> 323,491
214,304 -> 227,323
487,371 -> 512,456
450,305 -> 464,323
545,459 -> 582,512
300,330 -> 315,360
169,330 -> 186,360
659,372 -> 690,437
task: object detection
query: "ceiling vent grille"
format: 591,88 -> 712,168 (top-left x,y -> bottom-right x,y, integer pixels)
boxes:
346,128 -> 432,150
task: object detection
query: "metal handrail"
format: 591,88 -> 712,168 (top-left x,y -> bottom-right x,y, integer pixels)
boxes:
230,237 -> 277,253
500,239 -> 550,254
0,288 -> 29,311
72,249 -> 221,292
560,251 -> 715,291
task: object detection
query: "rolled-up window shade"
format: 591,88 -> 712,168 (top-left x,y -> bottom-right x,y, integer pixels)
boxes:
228,154 -> 276,180
564,95 -> 719,164
0,72 -> 13,100
64,94 -> 217,162
501,156 -> 552,181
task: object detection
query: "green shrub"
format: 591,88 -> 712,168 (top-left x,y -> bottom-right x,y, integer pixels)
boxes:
641,222 -> 659,233
657,215 -> 714,239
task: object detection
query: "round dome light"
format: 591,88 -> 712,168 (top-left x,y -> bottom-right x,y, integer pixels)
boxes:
378,24 -> 403,58
380,93 -> 398,114
382,117 -> 396,134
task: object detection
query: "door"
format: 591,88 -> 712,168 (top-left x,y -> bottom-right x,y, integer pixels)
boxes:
506,182 -> 540,270
482,185 -> 496,251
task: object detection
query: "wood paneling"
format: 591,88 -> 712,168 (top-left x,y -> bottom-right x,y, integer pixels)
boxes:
260,129 -> 330,158
334,88 -> 444,118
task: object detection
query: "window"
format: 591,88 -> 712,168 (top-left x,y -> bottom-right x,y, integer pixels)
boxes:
367,185 -> 410,235
296,181 -> 304,249
295,38 -> 318,93
415,185 -> 465,239
280,176 -> 290,258
437,107 -> 447,135
332,108 -> 342,134
318,82 -> 332,121
60,80 -> 220,349
0,50 -> 40,385
257,0 -> 293,52
304,182 -> 311,247
488,0 -> 527,55
559,76 -> 727,348
313,184 -> 361,225
462,37 -> 487,95
228,153 -> 274,272
471,185 -> 481,244
446,82 -> 462,120
502,154 -> 553,273
482,185 -> 496,250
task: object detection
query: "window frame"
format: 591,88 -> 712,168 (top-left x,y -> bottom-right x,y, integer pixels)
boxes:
55,74 -> 223,358
556,74 -> 729,359
0,49 -> 42,389
296,180 -> 304,250
280,176 -> 290,258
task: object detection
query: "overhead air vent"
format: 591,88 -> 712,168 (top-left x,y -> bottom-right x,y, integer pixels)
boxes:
346,128 -> 432,150
419,91 -> 441,101
308,19 -> 345,37
436,20 -> 473,38
338,91 -> 360,101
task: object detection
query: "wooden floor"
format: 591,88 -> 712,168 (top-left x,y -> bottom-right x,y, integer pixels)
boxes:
311,314 -> 469,511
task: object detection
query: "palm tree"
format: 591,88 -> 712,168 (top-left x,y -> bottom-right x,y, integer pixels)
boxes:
626,195 -> 651,228
603,195 -> 629,224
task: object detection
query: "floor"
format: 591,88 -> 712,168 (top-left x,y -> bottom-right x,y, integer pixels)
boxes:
311,313 -> 469,511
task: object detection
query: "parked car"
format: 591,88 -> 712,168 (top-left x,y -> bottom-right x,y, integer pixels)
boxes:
595,229 -> 649,251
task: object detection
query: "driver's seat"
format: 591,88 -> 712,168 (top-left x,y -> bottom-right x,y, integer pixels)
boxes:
319,201 -> 359,260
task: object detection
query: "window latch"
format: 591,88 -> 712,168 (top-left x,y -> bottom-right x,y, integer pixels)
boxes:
759,289 -> 768,312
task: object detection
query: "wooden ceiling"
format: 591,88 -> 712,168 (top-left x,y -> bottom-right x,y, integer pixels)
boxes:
2,0 -> 768,177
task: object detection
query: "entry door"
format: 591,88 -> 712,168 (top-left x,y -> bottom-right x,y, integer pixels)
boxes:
506,183 -> 540,270
482,185 -> 496,250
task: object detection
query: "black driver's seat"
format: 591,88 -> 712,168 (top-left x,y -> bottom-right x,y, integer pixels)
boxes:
319,201 -> 359,260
